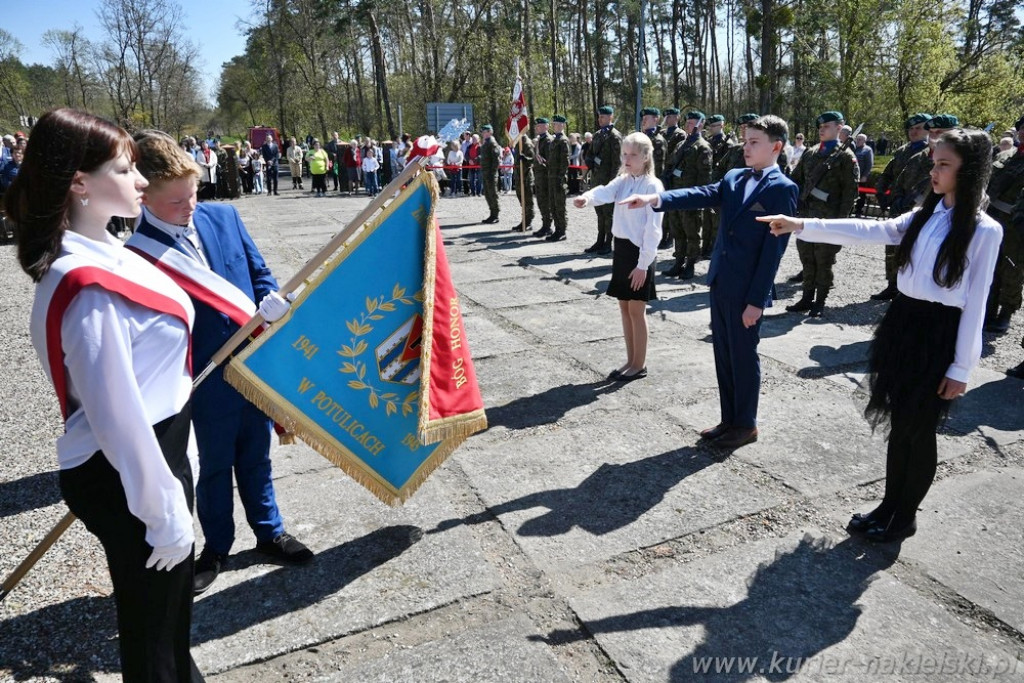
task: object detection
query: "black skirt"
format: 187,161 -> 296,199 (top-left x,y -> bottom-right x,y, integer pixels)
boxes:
607,237 -> 657,301
865,293 -> 960,437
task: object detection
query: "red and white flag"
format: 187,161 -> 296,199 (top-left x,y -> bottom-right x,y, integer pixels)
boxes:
505,76 -> 529,146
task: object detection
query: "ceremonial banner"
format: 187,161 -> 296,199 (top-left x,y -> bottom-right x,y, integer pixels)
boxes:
505,76 -> 529,147
224,171 -> 487,504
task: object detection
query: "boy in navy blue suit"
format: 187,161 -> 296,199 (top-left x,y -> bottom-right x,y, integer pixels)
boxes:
621,116 -> 797,449
128,131 -> 313,594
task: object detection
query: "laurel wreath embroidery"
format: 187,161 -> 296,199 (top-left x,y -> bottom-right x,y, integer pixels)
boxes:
337,283 -> 425,417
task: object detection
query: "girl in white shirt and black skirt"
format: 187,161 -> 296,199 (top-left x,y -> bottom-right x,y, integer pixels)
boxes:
574,132 -> 664,382
761,128 -> 1002,543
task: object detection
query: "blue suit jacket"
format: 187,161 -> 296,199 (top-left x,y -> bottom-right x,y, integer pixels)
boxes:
135,203 -> 278,417
656,167 -> 797,308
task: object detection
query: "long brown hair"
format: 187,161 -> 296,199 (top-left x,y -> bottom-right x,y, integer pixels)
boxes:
894,128 -> 992,289
3,109 -> 137,282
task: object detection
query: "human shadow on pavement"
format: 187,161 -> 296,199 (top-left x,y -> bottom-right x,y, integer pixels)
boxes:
485,379 -> 624,431
532,534 -> 899,682
191,524 -> 422,644
0,595 -> 120,681
519,253 -> 598,268
429,445 -> 715,538
647,290 -> 710,315
0,470 -> 63,519
795,341 -> 873,379
946,374 -> 1024,436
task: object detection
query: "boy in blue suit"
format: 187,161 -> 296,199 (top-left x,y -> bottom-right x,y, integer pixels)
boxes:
622,115 -> 797,449
128,131 -> 312,594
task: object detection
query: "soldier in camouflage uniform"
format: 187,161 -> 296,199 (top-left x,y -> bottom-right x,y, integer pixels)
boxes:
640,107 -> 667,181
984,114 -> 1024,333
1006,186 -> 1024,379
659,107 -> 686,250
533,117 -> 554,238
544,114 -> 571,242
512,131 -> 535,232
788,110 -> 860,317
479,124 -> 503,224
584,105 -> 622,254
703,114 -> 736,258
870,113 -> 932,300
662,110 -> 713,279
713,114 -> 758,182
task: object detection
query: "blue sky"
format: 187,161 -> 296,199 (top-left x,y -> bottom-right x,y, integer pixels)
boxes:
6,0 -> 253,102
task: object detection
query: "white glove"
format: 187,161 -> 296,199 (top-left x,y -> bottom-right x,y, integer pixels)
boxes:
257,290 -> 291,323
145,534 -> 193,572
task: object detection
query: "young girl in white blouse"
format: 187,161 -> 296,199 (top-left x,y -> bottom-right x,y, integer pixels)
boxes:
761,128 -> 1002,543
574,132 -> 664,381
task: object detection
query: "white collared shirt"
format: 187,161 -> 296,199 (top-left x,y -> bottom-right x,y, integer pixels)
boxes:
580,173 -> 665,270
30,230 -> 197,549
743,164 -> 779,202
141,206 -> 209,266
797,202 -> 1002,382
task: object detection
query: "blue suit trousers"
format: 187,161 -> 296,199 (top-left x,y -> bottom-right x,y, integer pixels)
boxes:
710,284 -> 762,428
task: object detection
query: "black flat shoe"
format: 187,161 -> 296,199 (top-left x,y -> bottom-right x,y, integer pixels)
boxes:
193,547 -> 226,595
616,367 -> 647,382
864,518 -> 917,543
846,512 -> 879,534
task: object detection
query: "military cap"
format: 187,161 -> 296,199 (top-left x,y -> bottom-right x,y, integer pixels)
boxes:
706,114 -> 726,125
598,105 -> 615,115
534,117 -> 549,125
685,110 -> 706,121
816,111 -> 844,125
736,113 -> 759,125
640,107 -> 661,117
663,107 -> 680,116
924,114 -> 959,130
481,124 -> 493,132
1012,114 -> 1024,130
904,113 -> 932,129
552,114 -> 567,123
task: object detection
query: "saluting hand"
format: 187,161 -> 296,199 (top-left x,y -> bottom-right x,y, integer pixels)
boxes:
756,214 -> 804,236
619,194 -> 658,209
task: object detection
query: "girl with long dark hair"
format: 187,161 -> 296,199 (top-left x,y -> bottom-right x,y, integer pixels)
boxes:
4,108 -> 204,681
759,128 -> 1002,543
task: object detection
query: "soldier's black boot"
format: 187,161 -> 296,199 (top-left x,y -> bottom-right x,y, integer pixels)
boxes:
870,282 -> 898,301
658,235 -> 673,250
585,238 -> 603,253
597,236 -> 612,255
786,289 -> 814,313
809,289 -> 828,318
679,257 -> 696,280
535,225 -> 553,238
1007,361 -> 1024,379
787,270 -> 804,283
545,230 -> 567,242
987,309 -> 1014,334
662,257 -> 685,277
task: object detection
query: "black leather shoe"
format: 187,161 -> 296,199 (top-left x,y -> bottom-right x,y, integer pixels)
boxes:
870,283 -> 898,301
846,512 -> 880,534
678,258 -> 695,280
584,241 -> 602,253
607,368 -> 624,380
700,423 -> 732,440
194,547 -> 226,595
787,270 -> 804,283
255,532 -> 313,564
597,243 -> 612,255
714,426 -> 758,449
535,227 -> 552,238
864,518 -> 917,543
808,301 -> 825,317
786,297 -> 813,313
1007,362 -> 1024,379
545,231 -> 567,242
616,367 -> 647,382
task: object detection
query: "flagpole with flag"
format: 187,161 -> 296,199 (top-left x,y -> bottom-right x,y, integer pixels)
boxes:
505,65 -> 529,234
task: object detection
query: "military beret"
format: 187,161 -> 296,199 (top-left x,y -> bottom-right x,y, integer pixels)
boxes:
663,107 -> 680,116
706,114 -> 726,125
925,114 -> 959,130
685,110 -> 705,122
598,105 -> 615,115
904,113 -> 932,129
816,111 -> 844,125
640,107 -> 661,117
1012,114 -> 1024,130
481,124 -> 493,132
552,115 -> 567,123
534,117 -> 549,125
736,113 -> 759,125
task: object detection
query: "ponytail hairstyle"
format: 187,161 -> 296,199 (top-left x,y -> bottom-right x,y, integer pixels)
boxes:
894,128 -> 992,289
3,109 -> 137,282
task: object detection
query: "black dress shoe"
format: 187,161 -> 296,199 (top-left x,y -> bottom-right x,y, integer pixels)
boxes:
545,231 -> 567,242
864,518 -> 917,543
255,532 -> 314,564
714,426 -> 758,449
700,423 -> 732,440
607,369 -> 624,380
616,367 -> 647,382
1006,362 -> 1024,379
194,547 -> 226,595
846,512 -> 880,534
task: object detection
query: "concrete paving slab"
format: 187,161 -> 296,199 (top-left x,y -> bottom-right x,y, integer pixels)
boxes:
899,469 -> 1024,633
946,367 -> 1024,445
758,318 -> 874,375
459,306 -> 536,360
192,467 -> 498,673
564,530 -> 1024,682
456,276 -> 590,309
494,299 -> 625,346
451,412 -> 783,574
310,615 -> 573,683
664,379 -> 972,496
447,254 -> 538,284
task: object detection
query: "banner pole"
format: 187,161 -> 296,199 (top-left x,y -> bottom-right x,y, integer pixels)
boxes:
1,157 -> 431,602
517,136 -> 526,233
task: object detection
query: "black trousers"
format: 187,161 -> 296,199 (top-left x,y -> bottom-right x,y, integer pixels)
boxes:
59,407 -> 204,683
877,403 -> 941,528
265,163 -> 279,193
